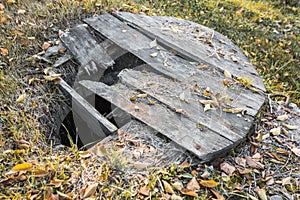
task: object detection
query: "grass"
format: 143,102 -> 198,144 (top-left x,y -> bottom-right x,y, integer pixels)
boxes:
0,0 -> 299,199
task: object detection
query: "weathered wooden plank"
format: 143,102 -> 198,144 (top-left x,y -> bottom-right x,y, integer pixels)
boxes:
84,14 -> 193,82
57,76 -> 118,146
118,69 -> 254,141
113,12 -> 265,92
60,24 -> 114,78
79,80 -> 235,162
84,13 -> 264,115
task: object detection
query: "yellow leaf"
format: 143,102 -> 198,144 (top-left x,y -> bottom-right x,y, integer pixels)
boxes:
16,93 -> 27,103
199,179 -> 219,188
162,180 -> 175,194
11,163 -> 32,172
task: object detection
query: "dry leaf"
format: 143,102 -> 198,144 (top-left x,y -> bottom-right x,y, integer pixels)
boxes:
276,114 -> 288,121
210,189 -> 225,200
204,103 -> 212,112
179,93 -> 185,101
282,123 -> 298,130
16,93 -> 27,103
171,194 -> 183,200
291,147 -> 300,157
150,52 -> 158,57
223,108 -> 244,114
245,156 -> 264,169
0,4 -> 5,10
162,180 -> 174,194
42,42 -> 51,51
43,67 -> 52,75
137,93 -> 147,98
186,177 -> 200,191
44,74 -> 61,81
234,157 -> 246,167
56,191 -> 72,200
200,170 -> 210,179
83,183 -> 98,198
181,190 -> 198,197
199,179 -> 219,188
220,162 -> 236,176
281,177 -> 291,185
230,55 -> 238,62
50,178 -> 64,188
11,163 -> 32,172
1,48 -> 8,56
270,127 -> 281,136
17,9 -> 26,14
224,70 -> 232,78
256,188 -> 267,200
149,38 -> 157,48
139,186 -> 150,196
172,181 -> 184,191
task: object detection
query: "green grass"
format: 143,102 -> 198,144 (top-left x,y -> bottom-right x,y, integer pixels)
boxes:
0,0 -> 299,199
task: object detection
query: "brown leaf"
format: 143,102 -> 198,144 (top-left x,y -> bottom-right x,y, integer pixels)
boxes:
234,157 -> 246,167
42,42 -> 51,51
245,156 -> 265,169
282,123 -> 298,130
0,4 -> 5,10
162,180 -> 174,194
16,93 -> 27,103
220,162 -> 236,176
1,48 -> 8,56
270,127 -> 281,136
210,189 -> 225,200
49,178 -> 64,188
276,114 -> 288,121
181,189 -> 198,197
186,177 -> 200,191
56,191 -> 72,200
199,179 -> 219,188
138,185 -> 150,196
256,188 -> 267,200
83,183 -> 98,198
44,74 -> 61,81
171,194 -> 183,200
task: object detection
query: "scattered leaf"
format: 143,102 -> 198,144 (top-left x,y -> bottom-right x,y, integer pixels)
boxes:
172,181 -> 184,191
162,180 -> 174,194
276,114 -> 288,121
1,48 -> 8,56
291,146 -> 300,157
234,157 -> 246,167
282,123 -> 298,130
83,183 -> 98,198
148,101 -> 156,105
17,9 -> 26,14
171,194 -> 183,200
187,177 -> 200,191
43,67 -> 52,75
270,127 -> 281,136
245,156 -> 264,169
281,177 -> 291,185
223,107 -> 244,114
210,189 -> 225,200
220,162 -> 236,176
130,96 -> 137,101
137,93 -> 147,98
50,178 -> 64,188
42,42 -> 51,51
150,52 -> 158,57
44,74 -> 61,81
16,93 -> 27,103
11,163 -> 32,172
224,70 -> 232,78
149,38 -> 157,48
256,188 -> 267,200
56,191 -> 72,200
199,179 -> 219,188
138,186 -> 150,196
0,4 -> 5,10
181,190 -> 198,197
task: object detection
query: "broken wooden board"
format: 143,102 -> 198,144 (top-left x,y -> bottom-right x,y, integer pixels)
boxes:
113,12 -> 266,92
79,80 -> 234,162
58,13 -> 266,162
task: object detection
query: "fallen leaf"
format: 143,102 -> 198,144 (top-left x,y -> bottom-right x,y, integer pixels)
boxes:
256,188 -> 267,200
83,183 -> 98,198
282,123 -> 298,130
56,191 -> 72,200
1,48 -> 8,56
150,52 -> 158,57
11,163 -> 32,172
0,4 -> 5,10
223,108 -> 244,114
17,9 -> 26,14
50,178 -> 64,188
44,74 -> 61,81
162,180 -> 174,194
210,189 -> 225,200
42,42 -> 51,51
291,147 -> 300,157
200,170 -> 211,179
270,127 -> 281,136
234,157 -> 246,167
139,186 -> 150,196
230,55 -> 238,62
181,190 -> 198,197
224,70 -> 232,78
199,179 -> 219,188
186,177 -> 200,191
276,114 -> 288,121
43,67 -> 52,75
149,38 -> 157,48
171,194 -> 183,200
16,93 -> 27,103
220,162 -> 236,176
137,93 -> 147,98
281,177 -> 291,185
204,103 -> 212,112
245,156 -> 265,169
172,181 -> 184,191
